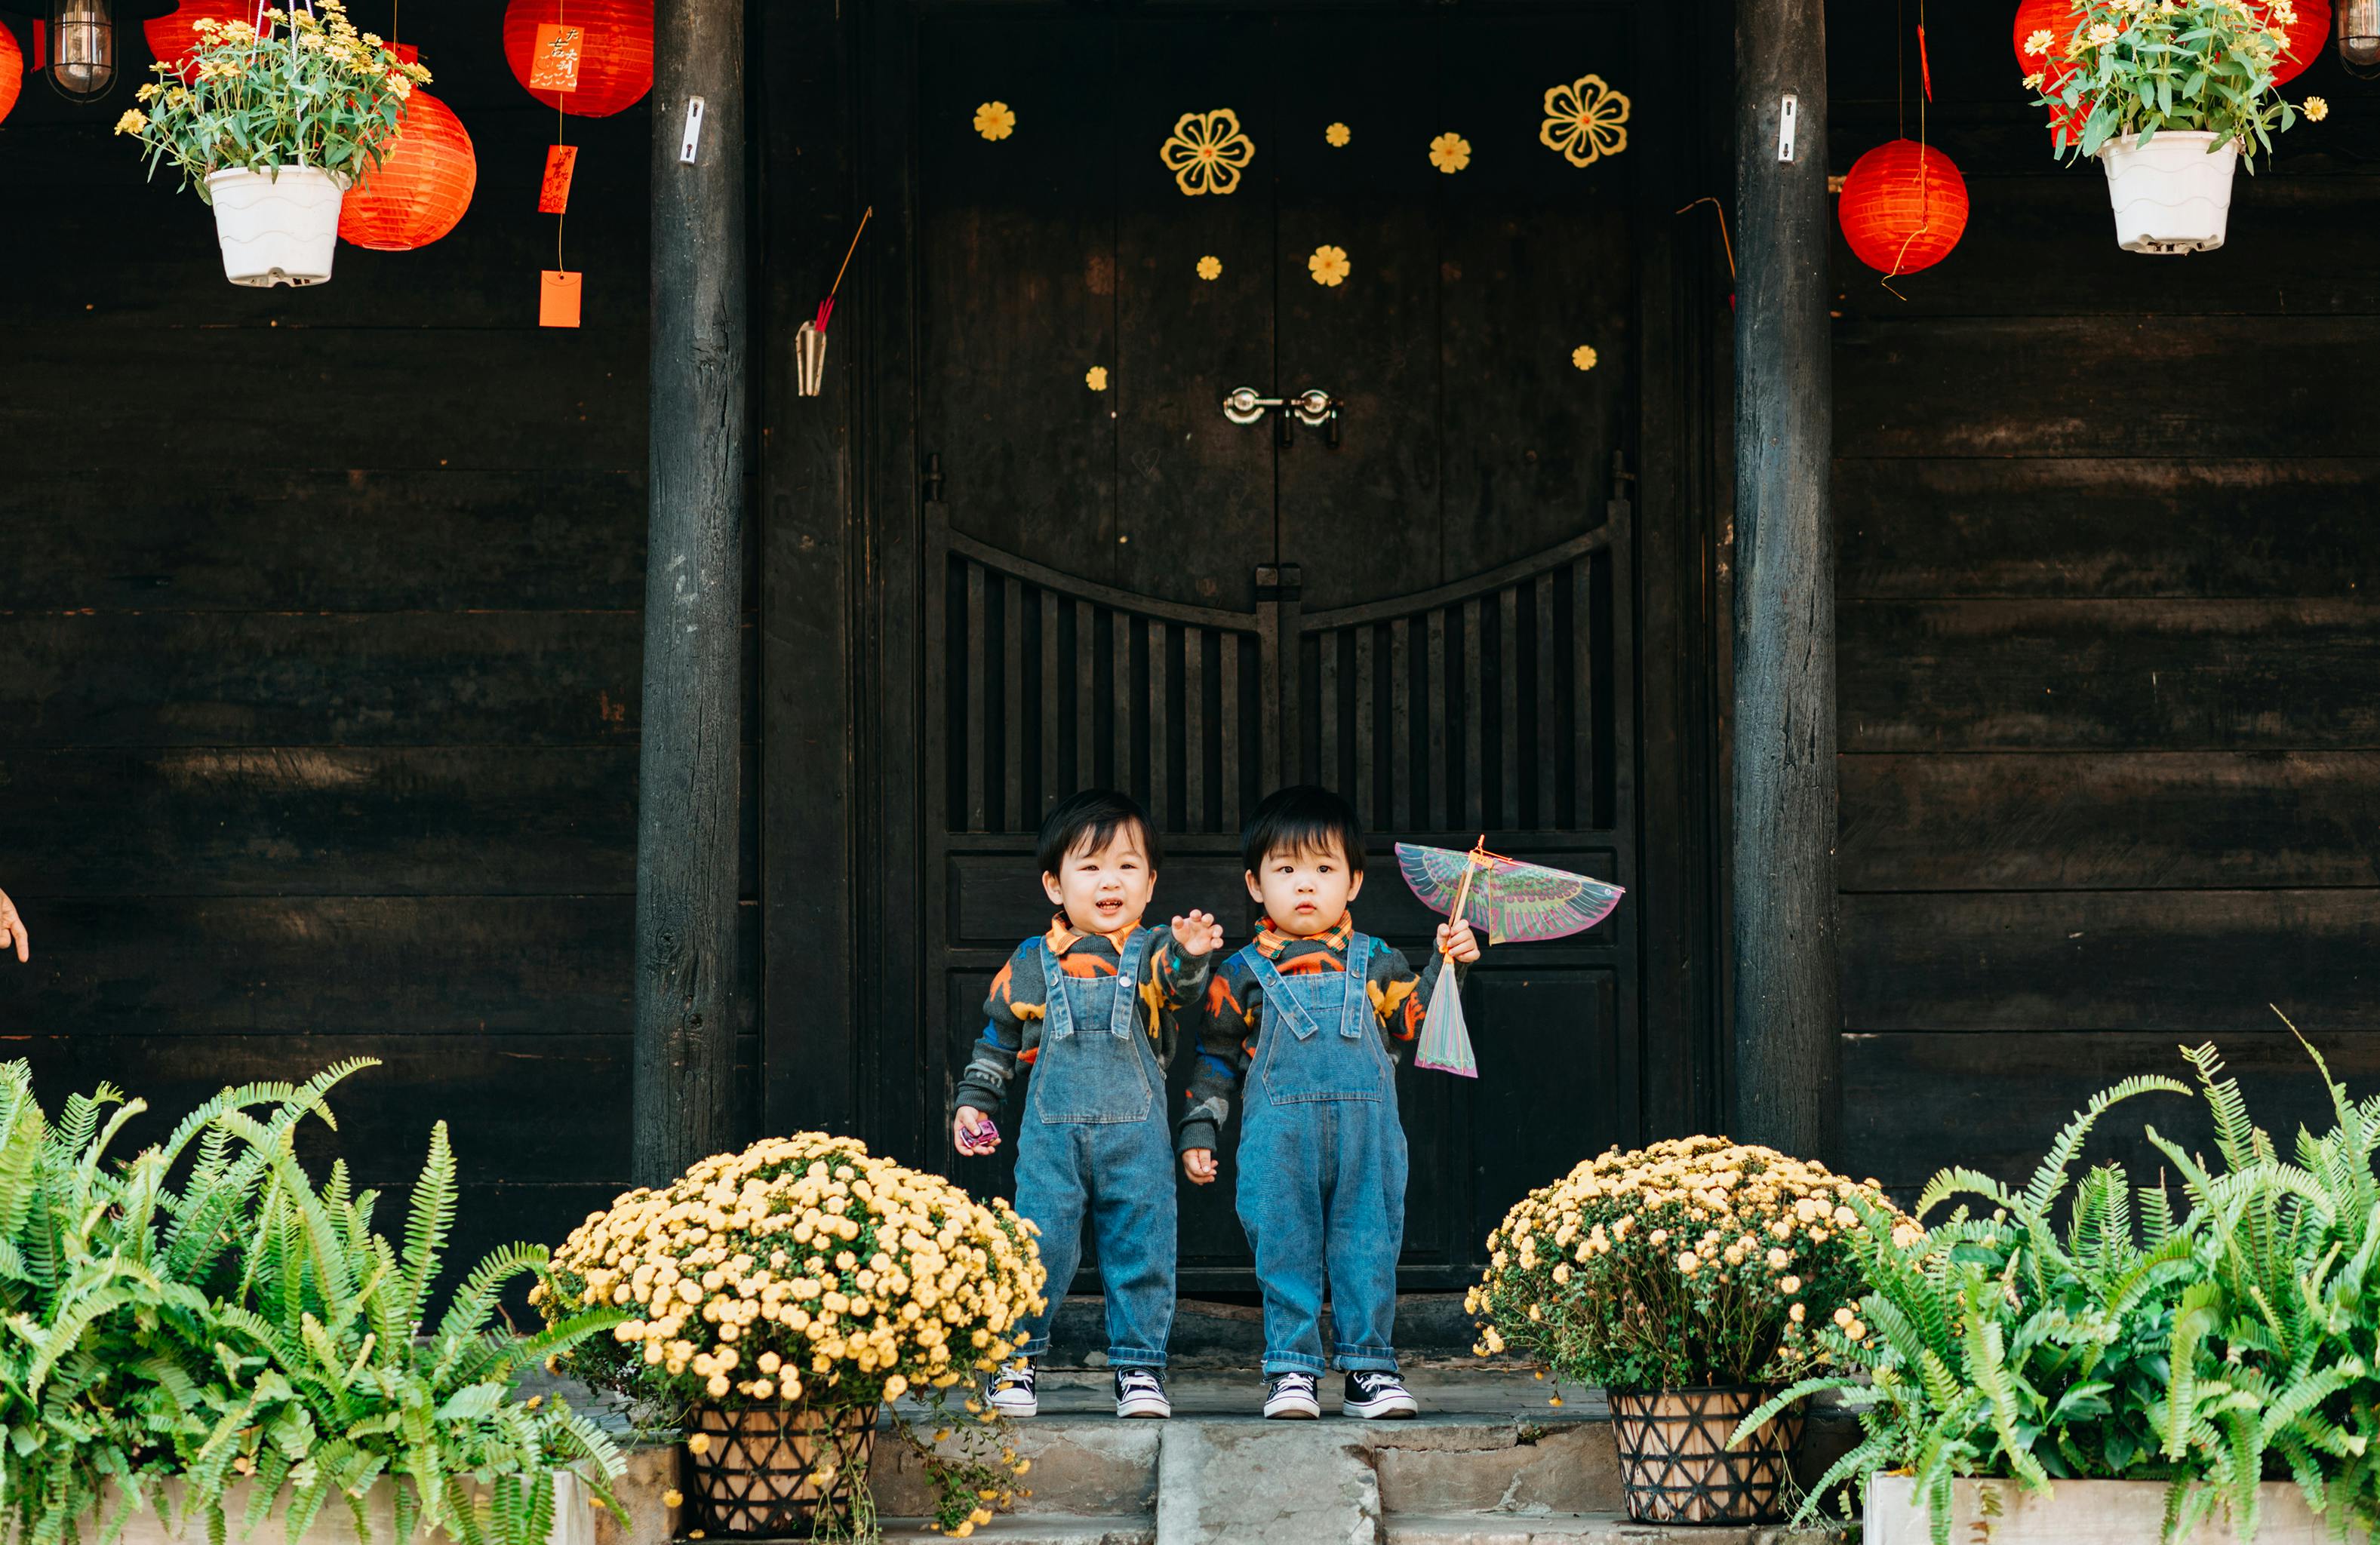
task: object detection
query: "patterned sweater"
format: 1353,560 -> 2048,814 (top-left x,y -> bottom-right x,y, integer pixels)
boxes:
1175,915 -> 1465,1153
952,915 -> 1214,1120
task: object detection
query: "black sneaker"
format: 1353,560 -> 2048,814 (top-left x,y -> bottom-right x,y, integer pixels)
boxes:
989,1359 -> 1038,1418
1262,1370 -> 1321,1419
1114,1366 -> 1171,1418
1343,1369 -> 1419,1419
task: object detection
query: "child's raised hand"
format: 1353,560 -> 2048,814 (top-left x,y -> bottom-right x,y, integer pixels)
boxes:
1182,1148 -> 1218,1185
953,1107 -> 1001,1157
1437,918 -> 1483,964
1170,910 -> 1225,959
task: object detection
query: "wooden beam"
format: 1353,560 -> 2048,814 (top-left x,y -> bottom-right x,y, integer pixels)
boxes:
1730,0 -> 1840,1160
634,0 -> 747,1186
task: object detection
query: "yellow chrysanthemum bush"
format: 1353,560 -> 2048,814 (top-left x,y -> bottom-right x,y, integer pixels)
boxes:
1466,1137 -> 1914,1391
536,1132 -> 1047,1539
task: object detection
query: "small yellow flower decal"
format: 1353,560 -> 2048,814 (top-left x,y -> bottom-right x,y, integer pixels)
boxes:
1085,365 -> 1109,392
1326,121 -> 1351,147
1572,345 -> 1598,372
1196,254 -> 1222,281
1540,74 -> 1631,167
1308,244 -> 1351,287
1161,109 -> 1256,196
1428,132 -> 1471,173
2305,95 -> 2330,121
973,100 -> 1016,141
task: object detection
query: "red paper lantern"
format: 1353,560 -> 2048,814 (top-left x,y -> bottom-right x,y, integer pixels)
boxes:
2259,0 -> 2328,84
0,21 -> 21,126
1839,140 -> 1969,276
144,0 -> 248,84
338,88 -> 477,250
502,0 -> 651,118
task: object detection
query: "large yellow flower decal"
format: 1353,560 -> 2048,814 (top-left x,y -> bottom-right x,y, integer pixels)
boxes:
974,100 -> 1016,141
1540,75 -> 1631,167
1161,109 -> 1256,196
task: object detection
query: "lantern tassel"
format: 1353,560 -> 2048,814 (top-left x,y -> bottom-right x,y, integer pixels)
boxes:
816,205 -> 874,334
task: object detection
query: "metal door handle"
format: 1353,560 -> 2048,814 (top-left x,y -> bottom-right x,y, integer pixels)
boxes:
1222,386 -> 1284,425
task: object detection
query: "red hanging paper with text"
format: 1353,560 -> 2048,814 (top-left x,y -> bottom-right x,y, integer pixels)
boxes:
528,23 -> 583,93
538,146 -> 579,213
540,269 -> 583,327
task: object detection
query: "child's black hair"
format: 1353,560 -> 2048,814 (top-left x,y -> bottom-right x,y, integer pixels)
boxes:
1037,788 -> 1163,877
1241,785 -> 1366,875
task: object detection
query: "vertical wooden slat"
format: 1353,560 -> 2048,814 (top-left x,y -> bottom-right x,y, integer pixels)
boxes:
1256,573 -> 1284,789
1076,602 -> 1097,792
964,564 -> 987,832
1574,560 -> 1594,825
1221,634 -> 1243,826
1426,610 -> 1448,831
1003,575 -> 1025,831
1318,628 -> 1340,794
1534,570 -> 1557,830
1147,618 -> 1170,831
1353,623 -> 1376,830
1499,585 -> 1519,830
1389,618 -> 1411,833
1462,597 -> 1484,831
1041,589 -> 1060,816
1184,627 -> 1207,833
1114,610 -> 1133,800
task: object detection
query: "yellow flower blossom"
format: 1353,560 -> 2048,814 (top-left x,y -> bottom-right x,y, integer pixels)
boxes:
2305,96 -> 2329,121
2025,27 -> 2056,54
113,109 -> 149,136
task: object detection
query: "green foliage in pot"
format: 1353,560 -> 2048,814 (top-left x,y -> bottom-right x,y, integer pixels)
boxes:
2024,0 -> 2326,167
112,0 -> 429,201
0,1058 -> 625,1545
1743,1025 -> 2380,1544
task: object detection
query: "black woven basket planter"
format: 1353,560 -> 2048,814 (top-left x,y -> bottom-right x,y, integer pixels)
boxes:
1607,1384 -> 1805,1525
684,1401 -> 881,1539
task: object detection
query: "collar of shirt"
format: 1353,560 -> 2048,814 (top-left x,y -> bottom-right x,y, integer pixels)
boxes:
1253,914 -> 1355,959
1045,914 -> 1142,957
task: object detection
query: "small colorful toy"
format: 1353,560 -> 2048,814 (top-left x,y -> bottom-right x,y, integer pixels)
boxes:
1394,838 -> 1628,1078
959,1115 -> 1001,1155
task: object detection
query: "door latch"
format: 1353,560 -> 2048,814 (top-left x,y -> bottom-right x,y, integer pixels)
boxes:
1222,385 -> 1342,448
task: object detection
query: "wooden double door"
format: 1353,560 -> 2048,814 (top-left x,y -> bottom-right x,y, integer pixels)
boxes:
855,2 -> 1707,1291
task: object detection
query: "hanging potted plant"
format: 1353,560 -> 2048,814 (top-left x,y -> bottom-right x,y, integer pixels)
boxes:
2028,0 -> 2326,254
1465,1138 -> 1908,1525
537,1132 -> 1046,1541
113,0 -> 428,286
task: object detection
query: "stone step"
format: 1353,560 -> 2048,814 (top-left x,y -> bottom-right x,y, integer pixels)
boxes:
863,1514 -> 1841,1545
878,1519 -> 1155,1544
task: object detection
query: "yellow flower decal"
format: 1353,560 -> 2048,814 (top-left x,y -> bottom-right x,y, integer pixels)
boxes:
1325,121 -> 1351,147
1196,255 -> 1222,281
1308,244 -> 1351,287
1572,345 -> 1598,372
1160,109 -> 1255,196
1540,74 -> 1631,167
974,100 -> 1016,141
1428,132 -> 1471,174
1085,365 -> 1109,392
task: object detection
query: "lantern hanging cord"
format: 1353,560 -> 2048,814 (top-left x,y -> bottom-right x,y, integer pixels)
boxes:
555,0 -> 567,272
1673,196 -> 1735,281
816,206 -> 874,330
1882,0 -> 1932,299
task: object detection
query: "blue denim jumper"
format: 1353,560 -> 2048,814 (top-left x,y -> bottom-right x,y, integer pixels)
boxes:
1011,928 -> 1177,1368
1233,934 -> 1407,1375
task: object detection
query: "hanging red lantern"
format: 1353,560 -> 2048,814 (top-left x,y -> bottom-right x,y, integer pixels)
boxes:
1840,139 -> 1969,276
2259,0 -> 2329,84
337,88 -> 476,250
502,0 -> 651,118
0,20 -> 20,126
144,0 -> 245,84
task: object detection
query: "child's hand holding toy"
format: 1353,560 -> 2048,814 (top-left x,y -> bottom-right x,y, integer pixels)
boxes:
1435,917 -> 1482,963
1182,1147 -> 1218,1185
952,1105 -> 1001,1157
1170,908 -> 1225,959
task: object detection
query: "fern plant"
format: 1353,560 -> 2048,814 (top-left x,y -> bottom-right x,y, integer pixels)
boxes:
0,1058 -> 626,1545
1739,1029 -> 2380,1544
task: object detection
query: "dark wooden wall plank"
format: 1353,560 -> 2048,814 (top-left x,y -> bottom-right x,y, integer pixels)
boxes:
1843,752 -> 2380,892
1841,889 -> 2377,1034
1840,600 -> 2380,752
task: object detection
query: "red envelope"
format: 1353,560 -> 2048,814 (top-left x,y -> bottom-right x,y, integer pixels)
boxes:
529,23 -> 582,92
540,270 -> 583,328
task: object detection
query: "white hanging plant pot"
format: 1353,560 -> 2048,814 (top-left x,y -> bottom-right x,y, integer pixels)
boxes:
2097,130 -> 2238,255
204,165 -> 350,287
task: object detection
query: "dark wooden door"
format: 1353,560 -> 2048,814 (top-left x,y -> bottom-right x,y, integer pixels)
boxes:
895,6 -> 1658,1291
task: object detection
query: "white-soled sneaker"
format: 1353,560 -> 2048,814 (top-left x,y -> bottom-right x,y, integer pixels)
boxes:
1343,1369 -> 1419,1419
1114,1367 -> 1171,1418
989,1359 -> 1038,1418
1262,1371 -> 1322,1419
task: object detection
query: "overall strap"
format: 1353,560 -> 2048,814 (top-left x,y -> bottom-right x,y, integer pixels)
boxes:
1244,944 -> 1325,1042
1036,940 -> 1078,1040
1338,934 -> 1374,1039
1104,928 -> 1158,1038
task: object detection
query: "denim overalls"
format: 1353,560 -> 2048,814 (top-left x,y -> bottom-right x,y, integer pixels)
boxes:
1012,928 -> 1176,1368
1234,934 -> 1407,1375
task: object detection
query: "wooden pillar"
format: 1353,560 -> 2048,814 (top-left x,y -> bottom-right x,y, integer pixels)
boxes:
634,0 -> 746,1186
1730,0 -> 1839,1159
